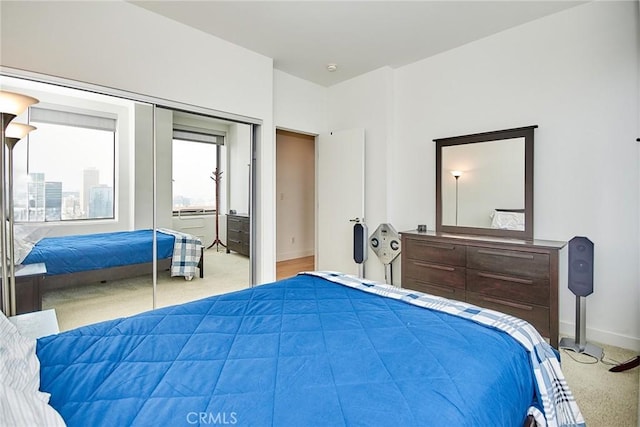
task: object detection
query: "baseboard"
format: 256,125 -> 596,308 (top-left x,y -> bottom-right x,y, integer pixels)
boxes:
560,321 -> 640,352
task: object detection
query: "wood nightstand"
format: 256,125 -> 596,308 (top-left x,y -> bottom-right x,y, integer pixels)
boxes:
1,263 -> 47,315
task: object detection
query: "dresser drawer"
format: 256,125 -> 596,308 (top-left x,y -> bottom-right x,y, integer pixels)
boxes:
227,238 -> 242,253
228,216 -> 249,232
404,258 -> 465,289
227,229 -> 246,243
227,215 -> 250,256
404,238 -> 466,266
466,291 -> 549,336
467,269 -> 549,306
400,231 -> 564,348
403,279 -> 466,301
467,247 -> 549,280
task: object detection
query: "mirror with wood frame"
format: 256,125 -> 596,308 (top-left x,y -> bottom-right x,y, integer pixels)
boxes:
435,125 -> 536,240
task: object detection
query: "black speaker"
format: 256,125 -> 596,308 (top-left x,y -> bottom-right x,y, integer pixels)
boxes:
353,223 -> 368,264
568,236 -> 594,297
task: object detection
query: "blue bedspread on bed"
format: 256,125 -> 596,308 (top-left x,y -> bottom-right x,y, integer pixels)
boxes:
36,273 -> 535,427
21,229 -> 175,275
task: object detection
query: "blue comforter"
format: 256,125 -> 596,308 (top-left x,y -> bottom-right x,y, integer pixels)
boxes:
37,273 -> 535,426
22,229 -> 175,275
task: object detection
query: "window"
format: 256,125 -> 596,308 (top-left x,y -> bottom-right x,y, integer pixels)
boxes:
172,127 -> 223,215
14,107 -> 116,222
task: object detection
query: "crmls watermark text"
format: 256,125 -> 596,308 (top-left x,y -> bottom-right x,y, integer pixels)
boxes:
186,411 -> 238,425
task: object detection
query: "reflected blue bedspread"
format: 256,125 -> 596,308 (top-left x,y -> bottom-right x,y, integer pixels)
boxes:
36,273 -> 535,427
22,229 -> 174,275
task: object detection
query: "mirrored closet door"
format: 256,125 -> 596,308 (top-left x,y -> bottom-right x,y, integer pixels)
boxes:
0,73 -> 254,331
153,106 -> 252,309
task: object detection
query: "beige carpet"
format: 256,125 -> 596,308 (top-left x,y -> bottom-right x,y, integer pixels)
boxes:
43,248 -> 251,331
560,342 -> 639,426
43,255 -> 638,425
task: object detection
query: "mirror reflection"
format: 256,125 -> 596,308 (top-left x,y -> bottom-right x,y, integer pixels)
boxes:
435,125 -> 536,240
441,138 -> 525,230
1,75 -> 252,330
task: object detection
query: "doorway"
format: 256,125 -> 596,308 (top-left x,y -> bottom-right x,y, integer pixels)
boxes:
275,129 -> 315,279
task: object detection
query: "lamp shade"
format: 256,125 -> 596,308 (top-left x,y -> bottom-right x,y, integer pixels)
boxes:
5,122 -> 36,140
451,170 -> 463,178
0,90 -> 39,116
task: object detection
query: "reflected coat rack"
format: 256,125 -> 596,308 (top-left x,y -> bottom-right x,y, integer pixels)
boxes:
207,168 -> 226,251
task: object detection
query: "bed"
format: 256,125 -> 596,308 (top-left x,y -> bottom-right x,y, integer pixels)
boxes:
20,228 -> 204,292
6,271 -> 584,427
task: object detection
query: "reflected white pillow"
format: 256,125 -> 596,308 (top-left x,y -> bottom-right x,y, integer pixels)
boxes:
12,224 -> 49,264
490,211 -> 525,231
14,236 -> 35,265
0,383 -> 65,427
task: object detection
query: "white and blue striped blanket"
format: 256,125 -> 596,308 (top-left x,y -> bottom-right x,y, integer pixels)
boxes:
157,228 -> 202,279
305,271 -> 585,427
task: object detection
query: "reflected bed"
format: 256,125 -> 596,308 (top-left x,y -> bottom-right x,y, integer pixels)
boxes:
20,228 -> 203,295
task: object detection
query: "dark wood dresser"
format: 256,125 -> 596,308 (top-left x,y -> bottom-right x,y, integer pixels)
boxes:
400,230 -> 566,348
226,214 -> 250,257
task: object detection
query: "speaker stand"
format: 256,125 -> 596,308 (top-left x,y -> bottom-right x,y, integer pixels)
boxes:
559,295 -> 603,360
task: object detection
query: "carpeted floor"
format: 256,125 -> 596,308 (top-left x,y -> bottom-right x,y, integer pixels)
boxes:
42,251 -> 639,426
43,248 -> 251,331
560,343 -> 638,426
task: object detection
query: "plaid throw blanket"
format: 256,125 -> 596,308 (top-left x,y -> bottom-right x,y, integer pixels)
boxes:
157,229 -> 202,279
303,271 -> 585,427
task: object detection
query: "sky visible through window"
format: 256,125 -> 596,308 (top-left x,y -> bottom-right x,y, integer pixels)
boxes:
172,139 -> 217,211
13,122 -> 114,221
27,123 -> 113,190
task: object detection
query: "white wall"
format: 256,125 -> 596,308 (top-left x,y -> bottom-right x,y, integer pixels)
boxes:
274,70 -> 328,135
133,103 -> 154,230
1,1 -> 276,283
391,1 -> 639,350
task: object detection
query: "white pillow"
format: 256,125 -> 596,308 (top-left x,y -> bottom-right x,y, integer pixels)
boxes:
12,224 -> 49,264
0,383 -> 65,427
0,310 -> 48,401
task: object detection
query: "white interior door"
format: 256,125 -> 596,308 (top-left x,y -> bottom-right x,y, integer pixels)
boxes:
316,128 -> 365,275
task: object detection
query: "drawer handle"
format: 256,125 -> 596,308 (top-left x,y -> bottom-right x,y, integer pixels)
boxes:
413,280 -> 455,293
477,272 -> 533,285
414,242 -> 456,251
481,296 -> 533,311
476,249 -> 534,260
413,261 -> 455,272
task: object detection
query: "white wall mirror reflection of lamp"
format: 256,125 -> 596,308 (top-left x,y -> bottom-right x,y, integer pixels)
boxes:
0,90 -> 39,316
450,170 -> 463,225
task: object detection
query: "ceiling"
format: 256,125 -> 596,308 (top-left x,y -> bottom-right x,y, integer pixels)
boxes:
131,1 -> 586,87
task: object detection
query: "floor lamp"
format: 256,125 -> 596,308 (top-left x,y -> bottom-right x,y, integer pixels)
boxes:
0,90 -> 39,316
451,170 -> 463,225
